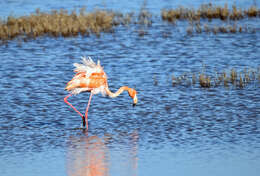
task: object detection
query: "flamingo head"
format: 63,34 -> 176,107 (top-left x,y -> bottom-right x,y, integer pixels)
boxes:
128,88 -> 138,106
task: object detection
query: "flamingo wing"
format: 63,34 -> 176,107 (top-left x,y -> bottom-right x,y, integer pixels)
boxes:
66,57 -> 108,95
73,56 -> 105,77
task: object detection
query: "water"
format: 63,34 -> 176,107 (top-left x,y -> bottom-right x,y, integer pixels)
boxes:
0,0 -> 260,176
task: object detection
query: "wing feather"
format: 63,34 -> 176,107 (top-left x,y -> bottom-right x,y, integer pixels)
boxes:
73,56 -> 104,77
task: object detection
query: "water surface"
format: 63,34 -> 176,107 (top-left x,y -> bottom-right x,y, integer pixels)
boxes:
0,0 -> 260,176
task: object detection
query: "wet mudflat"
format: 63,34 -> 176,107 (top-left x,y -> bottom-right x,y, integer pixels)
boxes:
0,0 -> 259,176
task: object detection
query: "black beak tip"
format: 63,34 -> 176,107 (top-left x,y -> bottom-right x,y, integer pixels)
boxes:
133,103 -> 136,107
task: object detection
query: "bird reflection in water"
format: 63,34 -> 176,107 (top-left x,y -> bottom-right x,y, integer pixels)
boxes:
66,131 -> 138,176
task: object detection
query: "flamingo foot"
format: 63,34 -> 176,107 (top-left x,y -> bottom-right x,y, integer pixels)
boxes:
82,116 -> 86,128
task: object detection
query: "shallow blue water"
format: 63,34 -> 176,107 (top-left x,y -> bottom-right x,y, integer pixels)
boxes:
0,0 -> 260,176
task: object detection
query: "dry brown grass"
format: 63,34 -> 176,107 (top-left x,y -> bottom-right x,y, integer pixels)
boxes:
170,67 -> 259,89
0,6 -> 156,41
186,23 -> 255,35
230,68 -> 237,85
199,74 -> 211,87
0,8 -> 131,41
138,5 -> 152,26
162,4 -> 259,23
245,6 -> 258,17
162,7 -> 200,22
0,4 -> 259,41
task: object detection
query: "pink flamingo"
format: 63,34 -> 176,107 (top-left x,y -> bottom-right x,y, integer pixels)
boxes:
64,57 -> 138,129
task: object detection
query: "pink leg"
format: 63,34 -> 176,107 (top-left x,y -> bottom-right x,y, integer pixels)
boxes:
64,94 -> 86,127
85,92 -> 93,130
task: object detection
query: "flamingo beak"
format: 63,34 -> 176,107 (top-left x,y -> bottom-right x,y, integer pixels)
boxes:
133,94 -> 138,106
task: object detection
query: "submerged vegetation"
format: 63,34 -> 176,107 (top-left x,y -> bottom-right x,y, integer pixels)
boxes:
0,4 -> 259,41
169,67 -> 260,89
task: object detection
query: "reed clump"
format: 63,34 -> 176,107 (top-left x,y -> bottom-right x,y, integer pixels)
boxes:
229,5 -> 243,20
199,74 -> 211,88
230,68 -> 237,85
162,7 -> 200,22
0,7 -> 156,41
172,73 -> 189,86
186,23 -> 254,35
0,8 -> 121,40
170,67 -> 259,89
138,6 -> 152,26
162,4 -> 259,23
0,4 -> 259,41
245,6 -> 258,17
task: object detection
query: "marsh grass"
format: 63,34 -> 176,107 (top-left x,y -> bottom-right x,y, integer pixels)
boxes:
199,74 -> 211,87
170,67 -> 259,89
162,4 -> 259,23
0,4 -> 259,41
230,68 -> 237,85
138,3 -> 152,26
186,23 -> 256,35
163,4 -> 259,35
0,8 -> 119,40
0,7 -> 153,41
0,5 -> 156,41
245,6 -> 258,17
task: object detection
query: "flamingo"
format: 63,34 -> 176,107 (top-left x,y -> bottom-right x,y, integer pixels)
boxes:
64,56 -> 138,129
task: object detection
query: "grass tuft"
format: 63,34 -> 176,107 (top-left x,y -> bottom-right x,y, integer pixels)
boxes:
170,67 -> 259,89
162,4 -> 259,23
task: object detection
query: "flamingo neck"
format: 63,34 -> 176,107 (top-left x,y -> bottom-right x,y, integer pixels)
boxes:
105,86 -> 129,98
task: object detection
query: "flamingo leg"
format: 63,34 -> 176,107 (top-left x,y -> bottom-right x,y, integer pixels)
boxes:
85,92 -> 93,130
64,94 -> 86,128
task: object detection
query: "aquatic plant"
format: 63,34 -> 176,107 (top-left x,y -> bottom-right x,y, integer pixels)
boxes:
162,4 -> 259,22
199,73 -> 211,88
186,23 -> 256,35
230,68 -> 237,85
170,67 -> 259,89
0,8 -> 118,40
0,8 -> 152,41
138,4 -> 152,26
246,6 -> 258,17
0,4 -> 259,41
